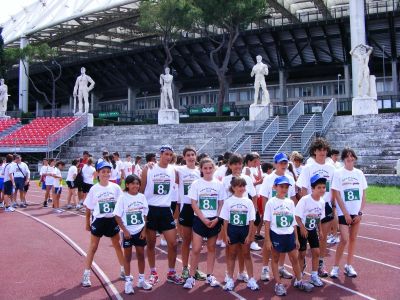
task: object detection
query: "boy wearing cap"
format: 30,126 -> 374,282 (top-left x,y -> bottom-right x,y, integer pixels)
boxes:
82,161 -> 125,287
295,174 -> 326,287
264,176 -> 313,296
259,152 -> 297,281
140,145 -> 184,285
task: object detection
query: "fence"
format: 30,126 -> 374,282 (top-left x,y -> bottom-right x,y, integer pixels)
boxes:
261,116 -> 279,152
197,137 -> 215,158
276,134 -> 293,157
322,98 -> 336,134
234,136 -> 252,155
287,100 -> 304,130
301,114 -> 316,153
226,118 -> 246,150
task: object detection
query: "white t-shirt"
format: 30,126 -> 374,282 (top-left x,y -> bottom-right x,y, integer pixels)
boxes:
177,166 -> 200,205
82,164 -> 96,184
12,162 -> 30,179
188,178 -> 226,218
110,164 -> 120,181
124,161 -> 133,177
264,197 -> 297,235
66,165 -> 78,182
0,164 -> 4,179
144,163 -> 176,207
214,165 -> 227,181
2,163 -> 14,182
84,182 -> 123,219
295,194 -> 325,230
134,164 -> 142,177
222,174 -> 257,199
44,166 -> 55,185
296,162 -> 335,204
114,192 -> 149,235
331,167 -> 367,216
116,160 -> 124,179
53,168 -> 62,188
220,195 -> 256,226
259,171 -> 296,199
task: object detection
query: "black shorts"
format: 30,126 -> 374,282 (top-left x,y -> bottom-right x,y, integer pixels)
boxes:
179,204 -> 194,227
270,230 -> 296,253
67,181 -> 76,189
227,224 -> 249,245
90,217 -> 120,238
338,215 -> 357,225
297,227 -> 320,251
82,183 -> 93,194
254,212 -> 261,226
146,206 -> 176,233
321,202 -> 334,224
192,216 -> 222,238
77,181 -> 84,192
170,201 -> 177,214
3,181 -> 13,196
122,229 -> 147,248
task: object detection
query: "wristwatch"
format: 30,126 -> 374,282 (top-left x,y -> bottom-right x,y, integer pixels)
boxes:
358,211 -> 363,216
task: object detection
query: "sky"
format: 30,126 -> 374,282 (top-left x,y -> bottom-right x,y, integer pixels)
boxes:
0,0 -> 36,24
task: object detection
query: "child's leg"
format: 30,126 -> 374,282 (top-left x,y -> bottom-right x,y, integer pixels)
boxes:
334,225 -> 349,266
146,229 -> 157,269
298,250 -> 306,272
278,253 -> 286,268
189,232 -> 203,276
227,244 -> 239,278
320,221 -> 332,259
136,246 -> 146,274
124,247 -> 132,276
241,243 -> 253,278
311,247 -> 320,272
110,233 -> 125,267
238,247 -> 245,273
271,249 -> 281,284
163,228 -> 178,269
52,192 -> 57,208
181,225 -> 192,269
85,235 -> 101,269
262,240 -> 271,267
347,221 -> 361,265
287,249 -> 302,281
206,235 -> 217,275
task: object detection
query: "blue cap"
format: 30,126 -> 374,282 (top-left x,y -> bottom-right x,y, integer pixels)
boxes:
310,174 -> 327,185
159,144 -> 174,153
274,176 -> 292,186
96,161 -> 112,171
274,152 -> 289,163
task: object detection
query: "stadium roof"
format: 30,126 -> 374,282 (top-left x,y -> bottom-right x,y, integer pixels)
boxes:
1,0 -> 398,59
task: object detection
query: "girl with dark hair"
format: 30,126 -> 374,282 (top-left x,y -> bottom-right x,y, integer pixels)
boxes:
66,159 -> 79,209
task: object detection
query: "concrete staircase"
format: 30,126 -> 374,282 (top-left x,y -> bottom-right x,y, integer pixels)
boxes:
324,113 -> 400,174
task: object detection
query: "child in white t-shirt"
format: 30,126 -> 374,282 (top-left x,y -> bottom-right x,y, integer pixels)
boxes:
114,175 -> 152,294
52,161 -> 65,213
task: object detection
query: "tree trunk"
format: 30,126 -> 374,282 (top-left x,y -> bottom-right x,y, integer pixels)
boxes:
52,81 -> 56,117
216,73 -> 226,116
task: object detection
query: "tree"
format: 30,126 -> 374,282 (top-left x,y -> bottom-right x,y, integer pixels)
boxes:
0,28 -> 5,78
193,0 -> 267,116
4,44 -> 61,116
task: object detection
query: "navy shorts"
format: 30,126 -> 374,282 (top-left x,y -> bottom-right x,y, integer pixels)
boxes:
3,181 -> 13,196
254,212 -> 261,226
227,224 -> 249,245
41,182 -> 46,190
297,227 -> 320,251
179,203 -> 194,227
270,230 -> 296,253
0,178 -> 4,190
170,201 -> 177,214
122,229 -> 147,248
82,183 -> 93,194
90,217 -> 120,238
14,177 -> 25,192
192,216 -> 222,238
338,215 -> 357,225
321,202 -> 334,223
146,206 -> 176,233
54,187 -> 62,195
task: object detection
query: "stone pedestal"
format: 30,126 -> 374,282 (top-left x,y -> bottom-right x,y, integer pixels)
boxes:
0,113 -> 11,120
75,112 -> 94,127
249,104 -> 270,121
158,109 -> 179,125
352,97 -> 378,115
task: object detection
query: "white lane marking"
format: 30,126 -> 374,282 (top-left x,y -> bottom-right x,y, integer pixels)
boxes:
250,252 -> 377,300
389,224 -> 400,227
363,223 -> 400,231
358,235 -> 400,246
15,209 -> 123,300
364,214 -> 400,220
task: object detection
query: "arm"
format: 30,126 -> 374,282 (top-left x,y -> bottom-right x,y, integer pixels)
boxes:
294,224 -> 300,250
264,221 -> 272,250
191,199 -> 210,226
353,189 -> 367,225
295,216 -> 307,238
85,208 -> 91,231
245,221 -> 255,244
73,78 -> 79,97
300,187 -> 308,198
333,189 -> 352,225
25,165 -> 31,183
140,216 -> 147,239
139,167 -> 148,193
115,215 -> 131,239
223,220 -> 230,244
87,76 -> 95,92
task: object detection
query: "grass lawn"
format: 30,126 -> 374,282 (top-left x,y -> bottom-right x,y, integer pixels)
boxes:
366,185 -> 400,205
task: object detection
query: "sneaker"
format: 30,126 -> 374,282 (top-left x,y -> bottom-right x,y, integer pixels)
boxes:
160,238 -> 167,247
279,267 -> 293,279
250,241 -> 261,251
0,202 -> 4,208
261,266 -> 270,281
194,269 -> 206,281
219,241 -> 226,248
82,270 -> 91,287
43,201 -> 48,207
216,239 -> 222,246
19,203 -> 24,208
67,204 -> 72,209
76,204 -> 82,210
137,279 -> 152,290
310,274 -> 324,287
275,283 -> 287,296
12,202 -> 18,208
167,271 -> 185,285
124,279 -> 134,294
344,264 -> 357,278
183,277 -> 195,289
318,263 -> 329,278
48,198 -> 53,203
223,278 -> 234,291
148,271 -> 159,285
224,272 -> 229,283
177,236 -> 183,243
181,267 -> 190,280
247,277 -> 259,291
237,272 -> 249,283
294,280 -> 313,292
120,266 -> 126,279
330,266 -> 339,278
5,206 -> 15,212
206,275 -> 219,287
21,203 -> 27,208
334,236 -> 340,243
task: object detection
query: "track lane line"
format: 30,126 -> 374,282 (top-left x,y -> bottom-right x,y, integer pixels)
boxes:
364,214 -> 400,220
358,235 -> 400,246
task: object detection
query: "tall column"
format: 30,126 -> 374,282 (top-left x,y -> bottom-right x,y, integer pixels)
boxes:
392,60 -> 398,96
36,101 -> 43,117
279,69 -> 287,103
91,92 -> 98,112
18,36 -> 29,113
127,86 -> 137,112
344,64 -> 351,98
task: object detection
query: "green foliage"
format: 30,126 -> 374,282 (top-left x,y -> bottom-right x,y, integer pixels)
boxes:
0,29 -> 5,78
4,44 -> 57,65
366,185 -> 400,205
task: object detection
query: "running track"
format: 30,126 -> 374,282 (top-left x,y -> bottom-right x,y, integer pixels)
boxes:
1,184 -> 399,299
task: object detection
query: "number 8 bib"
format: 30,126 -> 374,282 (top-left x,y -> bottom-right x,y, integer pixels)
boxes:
99,201 -> 116,214
153,182 -> 170,195
305,216 -> 320,230
230,211 -> 247,226
126,211 -> 144,225
344,189 -> 360,201
199,196 -> 217,210
276,214 -> 294,228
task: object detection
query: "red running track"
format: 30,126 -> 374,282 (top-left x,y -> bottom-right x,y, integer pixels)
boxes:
1,184 -> 399,300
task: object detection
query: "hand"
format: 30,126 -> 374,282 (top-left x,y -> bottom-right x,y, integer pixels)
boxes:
300,226 -> 308,238
226,236 -> 231,245
202,218 -> 211,227
352,215 -> 362,225
209,218 -> 218,228
295,240 -> 300,250
244,235 -> 252,245
139,229 -> 146,240
146,162 -> 155,170
344,213 -> 353,225
319,231 -> 324,241
123,229 -> 132,239
85,224 -> 90,231
265,240 -> 272,251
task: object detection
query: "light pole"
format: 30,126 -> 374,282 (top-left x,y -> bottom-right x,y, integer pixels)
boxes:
383,45 -> 386,93
337,74 -> 342,97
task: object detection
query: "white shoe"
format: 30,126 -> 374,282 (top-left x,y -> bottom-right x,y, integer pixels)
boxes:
0,202 -> 4,208
216,239 -> 222,246
344,264 -> 357,278
261,266 -> 270,281
223,278 -> 234,291
160,238 -> 167,247
279,266 -> 293,279
5,206 -> 15,212
334,236 -> 340,243
330,266 -> 339,278
237,272 -> 249,283
76,204 -> 82,210
250,241 -> 261,251
206,275 -> 219,287
183,277 -> 195,289
66,204 -> 72,209
219,241 -> 226,248
310,274 -> 324,287
224,272 -> 229,283
247,277 -> 259,291
124,279 -> 134,294
137,279 -> 152,290
120,266 -> 126,279
82,270 -> 91,287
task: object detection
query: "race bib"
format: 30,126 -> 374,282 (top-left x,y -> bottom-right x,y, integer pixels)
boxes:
305,216 -> 320,230
272,190 -> 288,198
230,211 -> 247,226
126,211 -> 144,225
199,196 -> 217,211
183,183 -> 191,195
99,201 -> 115,214
153,182 -> 170,195
276,214 -> 294,228
325,181 -> 330,192
344,189 -> 360,201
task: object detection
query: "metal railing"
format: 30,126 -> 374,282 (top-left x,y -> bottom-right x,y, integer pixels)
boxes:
321,98 -> 336,135
226,118 -> 246,150
301,114 -> 316,153
251,104 -> 272,131
234,136 -> 252,155
197,137 -> 215,158
261,116 -> 279,152
275,134 -> 293,157
287,100 -> 304,130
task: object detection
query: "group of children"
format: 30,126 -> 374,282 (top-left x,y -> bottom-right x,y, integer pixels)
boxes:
79,137 -> 367,296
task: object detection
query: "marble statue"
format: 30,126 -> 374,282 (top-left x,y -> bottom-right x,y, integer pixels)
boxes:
73,67 -> 95,114
0,79 -> 8,116
350,44 -> 374,98
160,67 -> 175,110
251,55 -> 270,105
